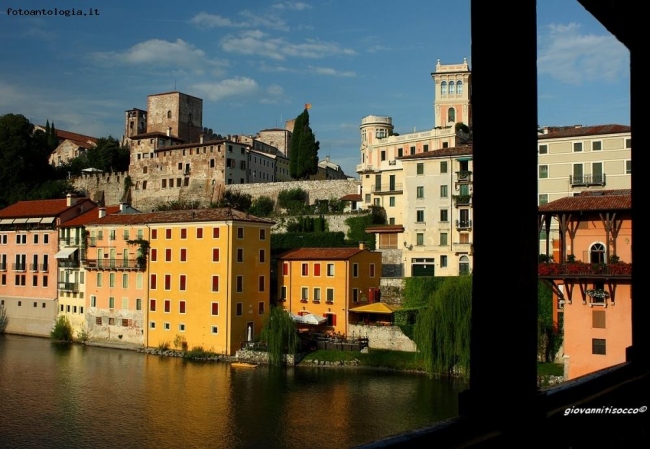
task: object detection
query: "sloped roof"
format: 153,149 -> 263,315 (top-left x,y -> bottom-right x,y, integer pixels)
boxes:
340,194 -> 362,201
0,198 -> 93,219
538,190 -> 631,213
349,303 -> 399,314
60,205 -> 120,227
398,145 -> 473,160
278,247 -> 367,260
84,208 -> 275,226
538,124 -> 630,139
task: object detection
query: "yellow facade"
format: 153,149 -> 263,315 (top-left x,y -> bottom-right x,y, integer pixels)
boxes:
278,246 -> 382,336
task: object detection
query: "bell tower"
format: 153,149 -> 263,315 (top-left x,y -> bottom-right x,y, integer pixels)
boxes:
432,58 -> 472,129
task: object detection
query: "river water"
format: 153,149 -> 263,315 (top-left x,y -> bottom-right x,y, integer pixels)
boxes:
0,334 -> 465,449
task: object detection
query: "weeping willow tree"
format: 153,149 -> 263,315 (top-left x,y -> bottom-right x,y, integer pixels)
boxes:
413,276 -> 472,378
259,306 -> 300,366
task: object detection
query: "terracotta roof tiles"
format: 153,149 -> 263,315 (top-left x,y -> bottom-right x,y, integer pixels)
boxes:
538,124 -> 630,139
278,247 -> 369,260
60,205 -> 120,227
539,190 -> 631,213
0,198 -> 94,218
84,208 -> 275,226
398,145 -> 473,160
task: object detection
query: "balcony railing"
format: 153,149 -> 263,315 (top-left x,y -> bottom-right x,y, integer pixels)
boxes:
456,170 -> 473,182
58,282 -> 79,292
538,262 -> 632,278
371,183 -> 403,193
29,263 -> 39,271
61,237 -> 80,246
456,219 -> 473,229
39,264 -> 49,272
453,194 -> 472,206
570,173 -> 606,186
58,260 -> 80,268
84,259 -> 145,270
0,263 -> 6,271
12,263 -> 26,271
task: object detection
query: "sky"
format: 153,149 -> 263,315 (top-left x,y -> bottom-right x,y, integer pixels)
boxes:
0,1 -> 630,178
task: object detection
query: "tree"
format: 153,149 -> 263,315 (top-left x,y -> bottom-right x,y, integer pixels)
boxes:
249,195 -> 275,217
289,109 -> 319,179
0,113 -> 55,207
413,276 -> 472,378
213,190 -> 252,212
85,136 -> 130,172
259,306 -> 300,366
277,188 -> 308,214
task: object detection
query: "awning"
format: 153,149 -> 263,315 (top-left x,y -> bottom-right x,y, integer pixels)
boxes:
40,217 -> 56,225
290,313 -> 328,325
349,303 -> 399,314
54,248 -> 78,259
456,157 -> 472,162
0,219 -> 14,225
12,218 -> 28,224
26,218 -> 42,223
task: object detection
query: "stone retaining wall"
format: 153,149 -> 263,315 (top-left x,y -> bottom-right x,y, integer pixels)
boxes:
350,323 -> 416,352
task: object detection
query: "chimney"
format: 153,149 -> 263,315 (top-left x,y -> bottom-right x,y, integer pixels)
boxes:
167,127 -> 171,137
120,203 -> 127,213
98,207 -> 106,218
200,134 -> 204,144
66,193 -> 77,207
359,241 -> 366,250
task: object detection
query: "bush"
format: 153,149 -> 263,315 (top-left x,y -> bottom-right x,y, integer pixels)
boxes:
250,195 -> 275,217
76,326 -> 90,342
51,316 -> 73,342
277,188 -> 308,214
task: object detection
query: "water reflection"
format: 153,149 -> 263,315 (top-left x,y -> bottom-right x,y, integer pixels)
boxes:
0,335 -> 465,448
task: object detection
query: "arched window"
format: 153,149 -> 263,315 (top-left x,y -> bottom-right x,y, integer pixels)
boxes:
441,81 -> 447,95
448,108 -> 456,123
167,110 -> 172,119
449,81 -> 455,95
456,81 -> 463,94
459,255 -> 470,275
590,242 -> 606,263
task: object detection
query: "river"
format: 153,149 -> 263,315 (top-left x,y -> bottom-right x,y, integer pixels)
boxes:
0,334 -> 465,448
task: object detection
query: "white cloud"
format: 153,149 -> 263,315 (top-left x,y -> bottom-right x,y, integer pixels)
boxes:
308,66 -> 356,77
538,22 -> 628,85
191,77 -> 259,101
190,12 -> 247,28
272,2 -> 312,11
221,32 -> 356,60
92,39 -> 227,75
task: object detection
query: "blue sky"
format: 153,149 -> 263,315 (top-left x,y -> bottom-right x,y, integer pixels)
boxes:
1,1 -> 630,177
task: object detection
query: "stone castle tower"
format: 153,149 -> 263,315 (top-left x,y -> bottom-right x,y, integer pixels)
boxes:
431,58 -> 472,128
146,91 -> 203,142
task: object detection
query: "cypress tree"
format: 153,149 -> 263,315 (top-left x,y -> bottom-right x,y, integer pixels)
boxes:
289,109 -> 319,179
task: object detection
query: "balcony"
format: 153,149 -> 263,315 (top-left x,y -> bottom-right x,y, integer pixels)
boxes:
456,219 -> 473,230
58,282 -> 79,292
456,170 -> 473,182
12,263 -> 26,272
538,262 -> 632,279
453,194 -> 472,206
29,263 -> 39,271
570,173 -> 606,186
371,183 -> 403,194
61,237 -> 80,246
58,260 -> 80,269
39,264 -> 49,272
0,263 -> 6,271
84,259 -> 145,271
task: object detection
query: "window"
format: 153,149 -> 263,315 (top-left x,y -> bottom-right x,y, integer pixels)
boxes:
369,264 -> 375,277
538,165 -> 548,179
539,194 -> 549,205
150,299 -> 157,312
314,263 -> 321,276
410,146 -> 415,155
211,302 -> 219,316
440,185 -> 448,198
165,229 -> 172,239
122,273 -> 128,288
180,248 -> 187,262
236,303 -> 243,316
164,322 -> 170,331
416,233 -> 424,246
212,275 -> 219,292
43,234 -> 49,244
301,263 -> 309,276
211,326 -> 218,334
326,288 -> 334,303
441,255 -> 448,267
389,197 -> 395,207
440,209 -> 449,222
91,295 -> 97,307
179,323 -> 185,332
459,255 -> 470,275
416,210 -> 425,222
259,229 -> 266,240
259,302 -> 265,315
281,286 -> 287,301
592,141 -> 602,151
180,228 -> 187,239
626,160 -> 631,174
416,186 -> 424,199
440,232 -> 448,246
593,310 -> 606,328
397,148 -> 403,157
179,275 -> 186,291
538,144 -> 548,154
212,248 -> 220,262
440,161 -> 448,173
236,276 -> 243,292
237,227 -> 244,239
423,144 -> 429,152
33,234 -> 39,244
592,338 -> 606,355
573,142 -> 583,152
136,298 -> 142,311
164,274 -> 171,290
326,263 -> 334,276
381,150 -> 386,161
109,273 -> 115,288
122,297 -> 128,310
150,274 -> 157,290
236,248 -> 244,263
301,287 -> 309,301
151,248 -> 157,262
283,262 -> 289,276
150,321 -> 156,329
164,300 -> 171,313
179,300 -> 186,314
258,275 -> 265,292
314,287 -> 321,302
353,263 -> 359,278
151,229 -> 158,239
109,297 -> 115,309
625,138 -> 631,148
196,228 -> 203,239
416,163 -> 424,175
353,288 -> 358,303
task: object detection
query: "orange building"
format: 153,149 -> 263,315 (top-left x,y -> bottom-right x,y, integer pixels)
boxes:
84,208 -> 273,355
0,195 -> 95,336
538,190 -> 632,380
277,243 -> 382,336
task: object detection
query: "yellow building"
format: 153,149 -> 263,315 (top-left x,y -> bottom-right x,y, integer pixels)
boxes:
277,243 -> 382,336
84,208 -> 273,355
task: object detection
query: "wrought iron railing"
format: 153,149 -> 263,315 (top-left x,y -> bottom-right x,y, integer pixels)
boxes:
538,262 -> 632,277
